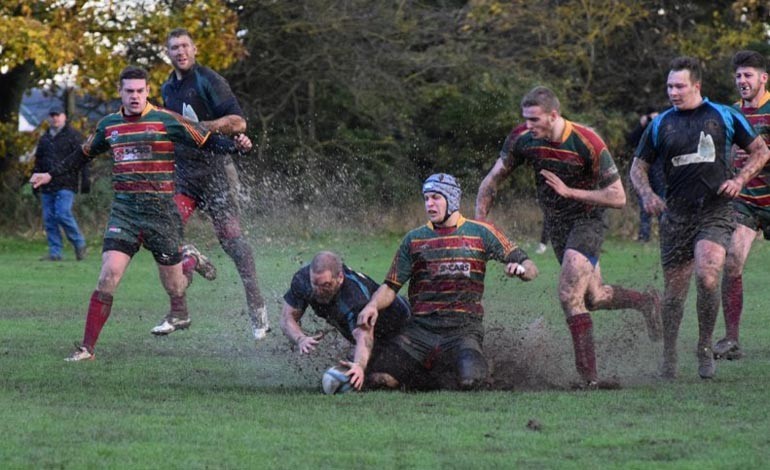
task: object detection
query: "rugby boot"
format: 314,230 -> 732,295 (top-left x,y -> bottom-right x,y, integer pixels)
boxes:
150,316 -> 192,336
250,306 -> 270,341
641,288 -> 663,342
713,337 -> 744,360
64,343 -> 94,362
697,346 -> 716,379
182,244 -> 217,281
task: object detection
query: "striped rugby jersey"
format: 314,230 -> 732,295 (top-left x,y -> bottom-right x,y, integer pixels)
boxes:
384,215 -> 526,317
734,92 -> 770,211
82,103 -> 210,199
500,120 -> 620,221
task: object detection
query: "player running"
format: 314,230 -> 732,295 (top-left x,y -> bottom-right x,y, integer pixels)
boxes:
150,28 -> 268,341
477,86 -> 663,388
30,66 -> 252,361
715,50 -> 770,360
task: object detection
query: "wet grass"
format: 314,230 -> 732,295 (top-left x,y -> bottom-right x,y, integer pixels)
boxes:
1,234 -> 769,468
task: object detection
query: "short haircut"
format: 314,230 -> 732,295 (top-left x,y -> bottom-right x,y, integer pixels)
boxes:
310,251 -> 343,277
118,66 -> 148,88
669,56 -> 702,83
521,86 -> 561,113
167,28 -> 194,46
732,50 -> 767,72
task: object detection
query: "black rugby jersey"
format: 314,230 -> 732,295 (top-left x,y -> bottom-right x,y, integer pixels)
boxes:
635,98 -> 757,211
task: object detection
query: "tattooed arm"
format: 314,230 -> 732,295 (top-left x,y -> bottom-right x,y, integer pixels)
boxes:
476,158 -> 514,221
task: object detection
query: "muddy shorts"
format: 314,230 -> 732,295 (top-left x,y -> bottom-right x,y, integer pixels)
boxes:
549,216 -> 606,266
102,197 -> 183,265
660,202 -> 735,268
175,153 -> 239,222
733,199 -> 770,240
367,314 -> 485,390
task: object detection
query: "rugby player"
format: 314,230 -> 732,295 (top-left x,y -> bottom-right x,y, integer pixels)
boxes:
358,174 -> 538,391
476,86 -> 663,388
715,50 -> 770,361
30,66 -> 252,361
280,251 -> 411,390
150,28 -> 269,341
631,56 -> 770,379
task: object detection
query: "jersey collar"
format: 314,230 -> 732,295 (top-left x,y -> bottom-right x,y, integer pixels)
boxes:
427,214 -> 466,231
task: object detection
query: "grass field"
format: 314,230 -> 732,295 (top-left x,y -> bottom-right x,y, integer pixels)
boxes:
2,233 -> 770,468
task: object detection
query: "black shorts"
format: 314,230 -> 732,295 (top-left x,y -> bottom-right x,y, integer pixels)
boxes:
549,217 -> 606,265
367,314 -> 485,390
176,154 -> 239,222
660,203 -> 735,268
102,198 -> 183,265
733,199 -> 770,240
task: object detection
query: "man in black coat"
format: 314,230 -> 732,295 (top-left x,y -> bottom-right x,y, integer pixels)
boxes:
33,104 -> 89,261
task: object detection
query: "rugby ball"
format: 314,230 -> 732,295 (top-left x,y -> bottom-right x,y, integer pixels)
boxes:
322,365 -> 353,395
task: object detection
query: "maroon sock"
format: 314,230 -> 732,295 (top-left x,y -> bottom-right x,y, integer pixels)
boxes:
170,295 -> 188,320
181,255 -> 196,280
82,290 -> 113,352
567,313 -> 597,382
607,285 -> 647,310
723,275 -> 743,341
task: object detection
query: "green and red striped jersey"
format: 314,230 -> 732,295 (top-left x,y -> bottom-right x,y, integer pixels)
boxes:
384,215 -> 526,318
734,92 -> 770,211
82,103 -> 210,199
500,120 -> 620,221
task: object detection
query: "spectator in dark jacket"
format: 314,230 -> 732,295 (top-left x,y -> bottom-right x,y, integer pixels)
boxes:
33,104 -> 89,261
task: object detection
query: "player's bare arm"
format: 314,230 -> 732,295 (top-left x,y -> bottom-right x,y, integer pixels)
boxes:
201,114 -> 246,134
279,302 -> 321,354
357,284 -> 397,328
340,327 -> 375,390
630,158 -> 667,216
476,158 -> 513,220
540,169 -> 626,209
719,135 -> 770,197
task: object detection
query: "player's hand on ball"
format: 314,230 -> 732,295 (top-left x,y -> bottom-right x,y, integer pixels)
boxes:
340,360 -> 364,390
297,333 -> 322,354
234,133 -> 252,153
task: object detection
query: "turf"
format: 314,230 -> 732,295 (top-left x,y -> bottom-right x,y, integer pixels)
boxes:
1,234 -> 770,468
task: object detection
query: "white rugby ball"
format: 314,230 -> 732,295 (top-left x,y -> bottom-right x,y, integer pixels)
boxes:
322,365 -> 353,395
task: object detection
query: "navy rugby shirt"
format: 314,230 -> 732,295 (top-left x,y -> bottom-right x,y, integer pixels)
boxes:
635,98 -> 757,211
160,64 -> 244,162
284,264 -> 410,342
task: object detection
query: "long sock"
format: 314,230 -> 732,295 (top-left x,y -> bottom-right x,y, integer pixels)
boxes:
82,290 -> 113,352
169,295 -> 188,320
605,285 -> 647,310
722,275 -> 743,341
696,281 -> 719,350
181,255 -> 196,282
221,237 -> 265,312
566,313 -> 597,382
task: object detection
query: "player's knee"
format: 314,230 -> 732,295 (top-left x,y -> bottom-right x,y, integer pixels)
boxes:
367,372 -> 400,389
456,349 -> 488,390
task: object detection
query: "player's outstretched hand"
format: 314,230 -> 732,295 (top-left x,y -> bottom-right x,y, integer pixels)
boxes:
29,172 -> 52,189
234,133 -> 253,153
357,304 -> 379,329
718,177 -> 744,199
297,333 -> 323,354
340,360 -> 365,390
